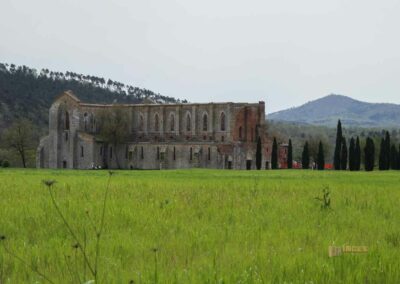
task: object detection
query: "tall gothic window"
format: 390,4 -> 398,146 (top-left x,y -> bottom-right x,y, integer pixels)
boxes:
154,113 -> 159,132
170,114 -> 175,131
84,113 -> 88,131
92,116 -> 96,132
239,126 -> 242,139
139,114 -> 144,131
186,113 -> 191,131
202,113 -> 208,131
65,111 -> 70,130
220,112 -> 226,131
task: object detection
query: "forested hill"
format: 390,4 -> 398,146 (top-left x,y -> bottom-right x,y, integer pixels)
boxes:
0,63 -> 184,131
268,94 -> 400,128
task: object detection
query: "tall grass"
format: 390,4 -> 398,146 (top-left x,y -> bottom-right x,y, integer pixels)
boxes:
0,169 -> 400,283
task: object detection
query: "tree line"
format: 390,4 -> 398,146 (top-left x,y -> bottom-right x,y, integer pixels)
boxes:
260,119 -> 400,171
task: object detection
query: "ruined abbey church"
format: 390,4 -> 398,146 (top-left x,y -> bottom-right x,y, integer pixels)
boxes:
37,91 -> 287,170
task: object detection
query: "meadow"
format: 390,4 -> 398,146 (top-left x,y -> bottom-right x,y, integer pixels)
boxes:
0,169 -> 400,283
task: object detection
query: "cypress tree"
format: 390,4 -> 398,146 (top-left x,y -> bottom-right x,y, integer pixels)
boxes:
317,141 -> 325,170
364,137 -> 375,171
349,137 -> 355,171
287,139 -> 293,169
271,137 -> 278,169
390,144 -> 397,170
333,120 -> 342,170
302,142 -> 310,169
385,131 -> 391,170
340,137 -> 348,170
355,136 -> 361,171
397,145 -> 400,170
379,138 -> 386,170
255,136 -> 262,170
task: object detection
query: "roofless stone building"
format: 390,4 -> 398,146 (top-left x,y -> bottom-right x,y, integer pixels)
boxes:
37,91 -> 287,169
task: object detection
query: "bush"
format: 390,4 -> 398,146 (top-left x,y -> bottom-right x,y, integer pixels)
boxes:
2,160 -> 10,168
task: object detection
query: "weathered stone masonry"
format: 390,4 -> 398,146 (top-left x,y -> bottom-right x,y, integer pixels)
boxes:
37,91 -> 287,169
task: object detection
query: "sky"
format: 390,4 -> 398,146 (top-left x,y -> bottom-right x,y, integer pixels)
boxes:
1,0 -> 400,113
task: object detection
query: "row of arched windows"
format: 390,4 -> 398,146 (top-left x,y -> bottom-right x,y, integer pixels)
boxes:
63,110 -> 226,133
137,112 -> 226,132
63,111 -> 96,132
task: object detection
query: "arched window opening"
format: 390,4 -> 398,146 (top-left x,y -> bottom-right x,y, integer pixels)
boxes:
186,114 -> 191,131
80,146 -> 84,158
139,114 -> 144,131
92,117 -> 96,132
65,111 -> 70,130
84,113 -> 88,131
220,112 -> 226,131
202,113 -> 208,131
190,147 -> 193,161
170,114 -> 175,131
154,114 -> 159,132
239,126 -> 242,139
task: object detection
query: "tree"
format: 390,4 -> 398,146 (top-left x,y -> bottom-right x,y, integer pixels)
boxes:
364,137 -> 375,171
340,137 -> 348,170
390,144 -> 398,170
349,137 -> 355,171
385,131 -> 391,170
255,136 -> 262,170
379,132 -> 391,170
379,138 -> 386,170
398,145 -> 400,170
355,137 -> 361,171
271,137 -> 278,169
287,139 -> 293,169
317,141 -> 325,170
302,142 -> 310,169
3,119 -> 36,168
98,108 -> 130,169
333,120 -> 342,170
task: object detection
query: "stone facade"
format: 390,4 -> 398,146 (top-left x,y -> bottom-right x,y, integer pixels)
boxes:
37,91 -> 287,170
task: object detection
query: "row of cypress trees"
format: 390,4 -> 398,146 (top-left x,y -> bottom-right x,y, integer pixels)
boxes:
255,119 -> 400,171
333,120 -> 400,171
300,141 -> 325,170
378,132 -> 400,170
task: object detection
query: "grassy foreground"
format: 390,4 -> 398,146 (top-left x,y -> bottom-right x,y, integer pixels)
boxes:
0,169 -> 400,283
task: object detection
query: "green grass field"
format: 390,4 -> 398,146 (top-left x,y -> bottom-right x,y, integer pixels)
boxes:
1,169 -> 400,283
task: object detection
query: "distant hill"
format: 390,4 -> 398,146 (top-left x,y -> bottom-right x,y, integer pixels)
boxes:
0,63 -> 184,132
268,94 -> 400,128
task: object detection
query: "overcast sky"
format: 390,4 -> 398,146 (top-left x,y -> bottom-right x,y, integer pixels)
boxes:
1,0 -> 400,113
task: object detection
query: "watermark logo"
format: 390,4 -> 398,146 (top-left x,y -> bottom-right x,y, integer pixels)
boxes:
328,245 -> 368,257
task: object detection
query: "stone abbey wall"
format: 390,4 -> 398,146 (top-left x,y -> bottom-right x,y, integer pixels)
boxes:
37,91 -> 285,170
